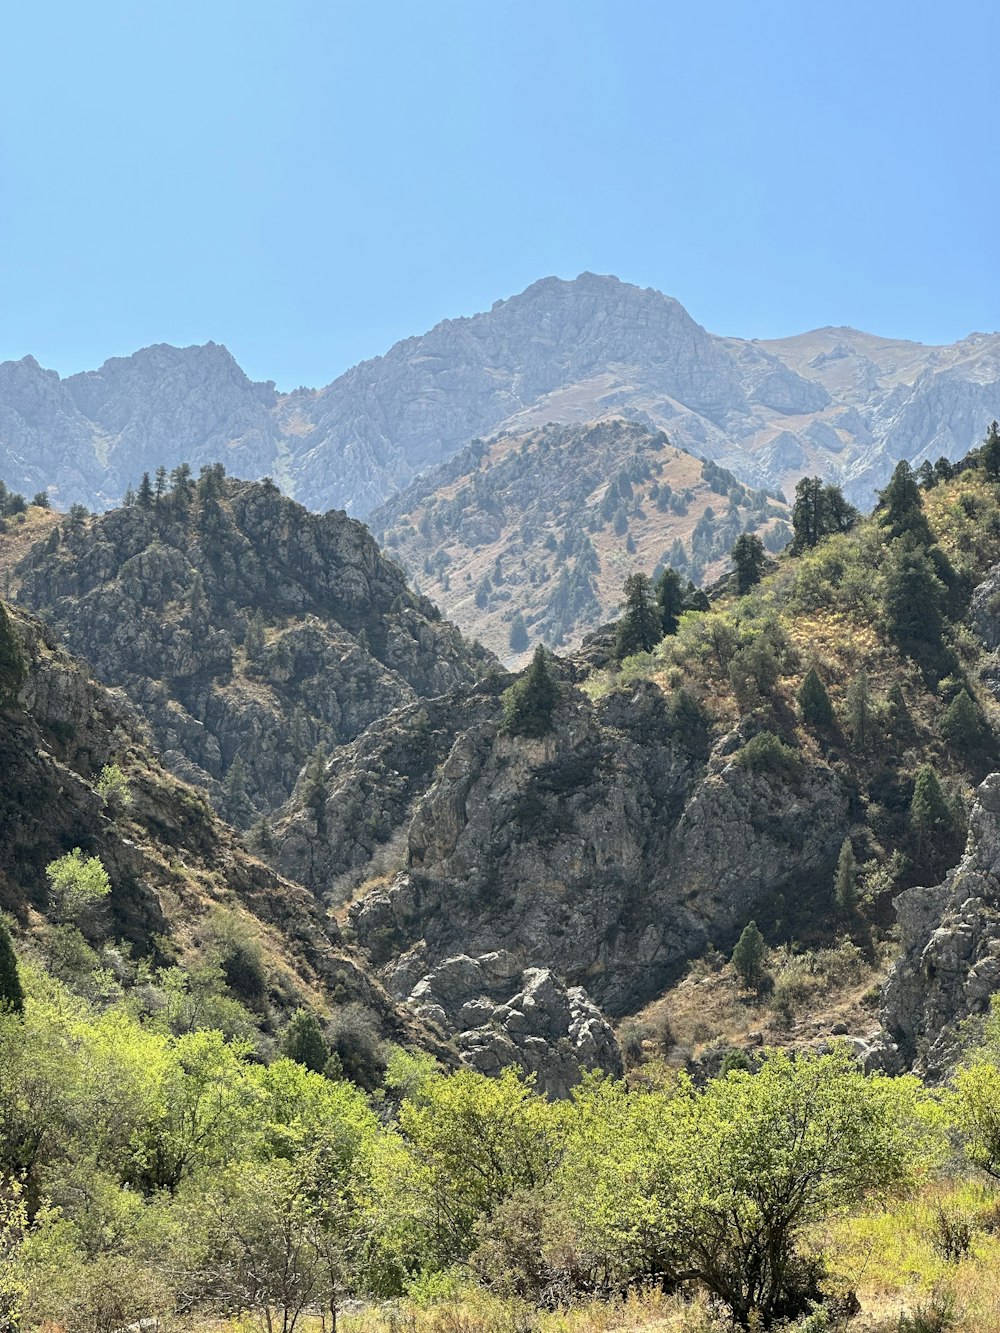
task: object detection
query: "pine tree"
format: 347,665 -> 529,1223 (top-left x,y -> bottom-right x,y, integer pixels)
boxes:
655,566 -> 685,637
834,838 -> 857,915
879,461 -> 926,538
845,670 -> 874,750
501,645 -> 560,738
941,688 -> 983,749
731,533 -> 766,594
797,666 -> 834,727
509,612 -> 529,654
302,744 -> 328,816
198,463 -> 222,501
224,754 -> 248,803
791,477 -> 825,552
731,920 -> 766,989
981,421 -> 1000,479
137,472 -> 154,509
280,1008 -> 328,1073
615,573 -> 661,660
883,538 -> 945,646
250,816 -> 273,851
154,465 -> 168,500
0,603 -> 26,708
885,682 -> 913,740
0,920 -> 24,1015
910,764 -> 951,866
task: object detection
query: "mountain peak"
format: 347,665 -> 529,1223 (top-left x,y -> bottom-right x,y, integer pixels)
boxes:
2,278 -> 999,516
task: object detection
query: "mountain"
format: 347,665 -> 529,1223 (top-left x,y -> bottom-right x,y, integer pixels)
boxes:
14,473 -> 493,824
0,597 -> 438,1054
2,274 -> 998,515
263,448 -> 1000,1065
370,417 -> 790,661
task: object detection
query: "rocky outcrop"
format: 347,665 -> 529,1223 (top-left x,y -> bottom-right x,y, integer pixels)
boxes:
875,773 -> 1000,1078
3,275 -> 998,517
390,949 -> 621,1098
15,478 -> 492,821
271,681 -> 507,894
970,562 -> 1000,653
342,681 -> 848,1017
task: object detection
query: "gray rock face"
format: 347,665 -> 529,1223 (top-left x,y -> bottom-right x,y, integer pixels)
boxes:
970,562 -> 1000,652
3,276 -> 998,516
15,478 -> 491,820
875,773 -> 1000,1078
342,682 -> 848,1017
392,949 -> 622,1098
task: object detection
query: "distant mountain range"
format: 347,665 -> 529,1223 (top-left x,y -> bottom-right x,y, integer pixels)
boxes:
2,272 -> 998,514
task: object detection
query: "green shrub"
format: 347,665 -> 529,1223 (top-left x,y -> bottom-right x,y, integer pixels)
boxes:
735,731 -> 801,780
325,1004 -> 387,1091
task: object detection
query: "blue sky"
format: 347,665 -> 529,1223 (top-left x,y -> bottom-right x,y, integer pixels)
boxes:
2,1 -> 997,388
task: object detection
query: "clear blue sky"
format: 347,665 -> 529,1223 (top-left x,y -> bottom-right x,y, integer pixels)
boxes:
2,1 -> 997,389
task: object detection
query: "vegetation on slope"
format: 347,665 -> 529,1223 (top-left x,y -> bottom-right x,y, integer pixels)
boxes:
0,597 -> 439,1067
587,433 -> 1000,941
371,418 -> 789,661
5,927 -> 1000,1333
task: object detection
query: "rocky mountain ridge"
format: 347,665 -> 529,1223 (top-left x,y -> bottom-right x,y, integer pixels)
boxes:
13,474 -> 493,824
3,274 -> 998,515
2,595 -> 623,1091
268,669 -> 847,1020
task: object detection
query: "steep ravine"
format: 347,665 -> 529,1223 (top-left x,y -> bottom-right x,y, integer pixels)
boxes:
273,676 -> 849,1019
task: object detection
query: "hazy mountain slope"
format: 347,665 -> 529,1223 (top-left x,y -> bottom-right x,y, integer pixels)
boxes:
0,344 -> 281,510
3,275 -> 997,515
370,418 -> 790,661
14,473 -> 492,823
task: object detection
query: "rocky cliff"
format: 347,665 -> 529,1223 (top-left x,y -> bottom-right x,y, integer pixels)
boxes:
271,670 -> 848,1019
14,475 -> 492,823
4,598 -> 625,1094
875,773 -> 1000,1079
3,275 -> 997,515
